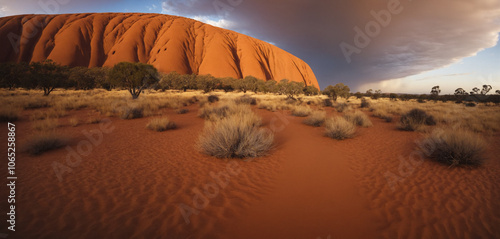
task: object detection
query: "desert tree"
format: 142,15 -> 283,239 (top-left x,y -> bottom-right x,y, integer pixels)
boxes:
258,79 -> 277,94
323,83 -> 350,101
372,89 -> 382,99
68,67 -> 98,90
365,89 -> 373,97
29,59 -> 69,96
430,86 -> 441,96
286,81 -> 305,98
470,87 -> 480,95
455,88 -> 468,95
197,74 -> 220,93
220,77 -> 236,92
481,85 -> 492,95
496,90 -> 500,95
0,62 -> 29,90
303,85 -> 319,96
236,75 -> 259,93
108,62 -> 159,99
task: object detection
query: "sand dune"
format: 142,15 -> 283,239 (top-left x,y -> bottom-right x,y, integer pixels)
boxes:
0,13 -> 319,88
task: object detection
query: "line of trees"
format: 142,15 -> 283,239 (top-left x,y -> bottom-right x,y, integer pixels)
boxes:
0,61 -> 321,99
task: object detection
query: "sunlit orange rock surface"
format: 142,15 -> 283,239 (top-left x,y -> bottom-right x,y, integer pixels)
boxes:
0,13 -> 319,88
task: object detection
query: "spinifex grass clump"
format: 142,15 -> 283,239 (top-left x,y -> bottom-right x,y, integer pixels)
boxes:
398,108 -> 436,131
344,111 -> 373,127
419,129 -> 486,166
197,109 -> 273,158
324,117 -> 356,140
303,111 -> 326,127
23,132 -> 68,155
147,117 -> 177,132
291,105 -> 313,117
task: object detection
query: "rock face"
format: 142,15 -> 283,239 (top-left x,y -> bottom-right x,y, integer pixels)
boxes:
0,13 -> 319,89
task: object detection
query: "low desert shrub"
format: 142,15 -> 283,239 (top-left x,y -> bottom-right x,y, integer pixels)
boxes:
465,102 -> 476,107
360,98 -> 370,108
292,106 -> 313,117
335,102 -> 350,112
419,129 -> 486,166
198,104 -> 230,119
32,118 -> 59,131
120,106 -> 144,119
146,117 -> 177,132
198,113 -> 273,158
23,132 -> 67,155
0,107 -> 20,122
208,95 -> 219,103
344,111 -> 373,127
176,108 -> 189,114
323,99 -> 333,107
235,95 -> 257,105
398,108 -> 435,131
325,117 -> 356,140
23,98 -> 51,109
303,111 -> 326,127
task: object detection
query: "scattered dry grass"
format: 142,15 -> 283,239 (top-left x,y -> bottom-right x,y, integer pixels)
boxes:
23,132 -> 67,155
335,102 -> 351,112
325,117 -> 356,140
146,117 -> 177,132
176,108 -> 189,114
419,128 -> 487,166
303,111 -> 326,127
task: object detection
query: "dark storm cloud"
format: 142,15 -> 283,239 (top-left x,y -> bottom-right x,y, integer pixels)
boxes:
161,0 -> 500,89
2,0 -> 499,89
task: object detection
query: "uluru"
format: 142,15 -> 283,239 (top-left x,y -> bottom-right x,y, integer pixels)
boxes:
0,13 -> 319,89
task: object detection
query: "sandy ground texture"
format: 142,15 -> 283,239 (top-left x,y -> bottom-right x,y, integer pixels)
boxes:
0,105 -> 499,239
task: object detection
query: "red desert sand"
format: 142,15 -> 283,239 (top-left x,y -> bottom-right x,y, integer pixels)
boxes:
0,13 -> 319,89
0,105 -> 499,238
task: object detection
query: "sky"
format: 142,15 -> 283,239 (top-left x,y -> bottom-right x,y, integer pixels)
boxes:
0,0 -> 499,94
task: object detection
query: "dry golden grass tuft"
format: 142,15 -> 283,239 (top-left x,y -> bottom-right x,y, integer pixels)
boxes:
69,118 -> 79,127
419,128 -> 487,166
325,117 -> 356,140
334,102 -> 351,112
0,107 -> 20,122
22,132 -> 68,155
303,111 -> 326,127
197,110 -> 272,158
146,117 -> 177,132
291,105 -> 313,117
32,118 -> 59,131
344,111 -> 373,127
